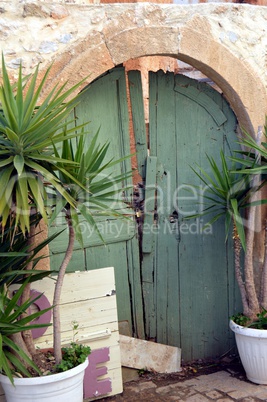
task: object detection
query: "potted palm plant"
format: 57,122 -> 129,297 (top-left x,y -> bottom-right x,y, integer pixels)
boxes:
0,213 -> 59,380
186,121 -> 267,384
0,56 -> 131,401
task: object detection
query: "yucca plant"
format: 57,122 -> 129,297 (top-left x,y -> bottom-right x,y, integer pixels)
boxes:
0,56 -> 91,368
0,278 -> 52,385
51,130 -> 132,363
0,55 -> 91,373
0,55 -> 132,380
186,123 -> 267,323
0,214 -> 63,383
0,56 -> 88,237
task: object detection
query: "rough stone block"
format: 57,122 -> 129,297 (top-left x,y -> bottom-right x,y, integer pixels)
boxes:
120,335 -> 181,373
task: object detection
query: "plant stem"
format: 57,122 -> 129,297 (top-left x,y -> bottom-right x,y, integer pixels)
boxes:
260,219 -> 267,309
21,224 -> 37,357
243,205 -> 260,320
243,130 -> 261,320
9,333 -> 32,367
53,213 -> 75,365
233,225 -> 249,313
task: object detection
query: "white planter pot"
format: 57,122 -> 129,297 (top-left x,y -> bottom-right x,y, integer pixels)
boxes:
230,319 -> 267,384
0,359 -> 88,402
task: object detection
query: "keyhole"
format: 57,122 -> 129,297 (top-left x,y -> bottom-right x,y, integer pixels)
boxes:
169,210 -> 178,223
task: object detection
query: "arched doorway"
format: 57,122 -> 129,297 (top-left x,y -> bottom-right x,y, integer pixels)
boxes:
28,2 -> 266,363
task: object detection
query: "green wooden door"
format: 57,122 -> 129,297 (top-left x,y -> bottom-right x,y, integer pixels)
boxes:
49,66 -> 241,361
129,70 -> 241,361
49,68 -> 145,339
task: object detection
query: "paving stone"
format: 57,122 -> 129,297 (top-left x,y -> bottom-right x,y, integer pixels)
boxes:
156,385 -> 174,394
138,381 -> 157,391
240,398 -> 263,402
252,387 -> 267,400
217,399 -> 235,402
170,382 -> 190,392
185,394 -> 210,402
125,385 -> 141,393
206,390 -> 225,399
184,371 -> 260,395
227,390 -> 250,399
96,370 -> 267,401
170,382 -> 188,390
181,389 -> 199,399
169,387 -> 197,398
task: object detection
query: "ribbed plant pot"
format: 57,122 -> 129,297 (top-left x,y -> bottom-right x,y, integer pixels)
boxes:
230,319 -> 267,384
0,359 -> 88,402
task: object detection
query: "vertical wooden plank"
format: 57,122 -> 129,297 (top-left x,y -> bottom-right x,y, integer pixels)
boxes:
116,68 -> 133,197
128,70 -> 147,180
148,71 -> 158,158
142,251 -> 157,339
150,71 -> 180,347
140,72 -> 159,339
126,239 -> 145,339
142,156 -> 157,254
75,68 -> 130,177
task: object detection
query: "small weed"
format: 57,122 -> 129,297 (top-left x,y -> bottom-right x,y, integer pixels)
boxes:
55,321 -> 91,372
231,313 -> 250,327
138,368 -> 149,377
231,309 -> 267,329
71,320 -> 79,341
56,342 -> 91,372
249,308 -> 267,329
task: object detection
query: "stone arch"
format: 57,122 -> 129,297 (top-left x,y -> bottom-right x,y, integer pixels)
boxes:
178,24 -> 267,136
38,6 -> 266,136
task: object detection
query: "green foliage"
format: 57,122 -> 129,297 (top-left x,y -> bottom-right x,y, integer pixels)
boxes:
51,128 -> 133,247
0,55 -> 89,238
187,124 -> 267,323
231,309 -> 267,329
137,368 -> 149,376
187,150 -> 253,250
249,309 -> 267,329
56,342 -> 91,372
55,321 -> 90,373
231,118 -> 267,177
186,120 -> 267,252
71,320 -> 79,341
230,313 -> 250,327
0,214 -> 61,288
0,217 -> 62,383
0,279 -> 53,384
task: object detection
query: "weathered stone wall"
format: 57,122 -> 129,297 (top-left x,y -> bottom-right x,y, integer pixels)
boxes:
1,1 -> 267,133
